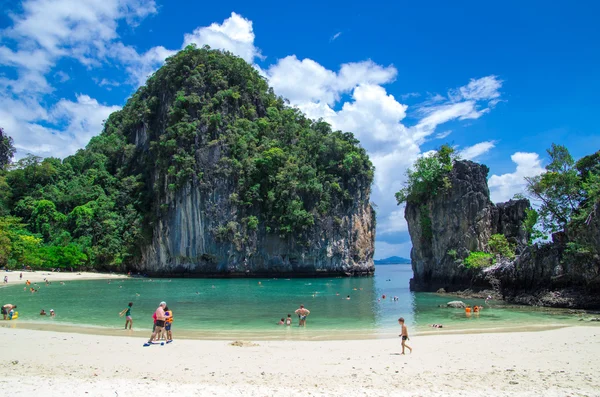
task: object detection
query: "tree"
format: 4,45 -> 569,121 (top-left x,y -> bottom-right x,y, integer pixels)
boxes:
396,144 -> 458,205
526,144 -> 583,233
0,127 -> 16,169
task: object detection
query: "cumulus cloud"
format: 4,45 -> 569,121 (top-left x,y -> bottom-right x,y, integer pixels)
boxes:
120,12 -> 259,86
488,152 -> 545,203
266,57 -> 397,106
0,0 -> 157,91
183,12 -> 259,62
460,141 -> 496,160
264,53 -> 503,245
1,94 -> 120,159
0,0 -> 156,157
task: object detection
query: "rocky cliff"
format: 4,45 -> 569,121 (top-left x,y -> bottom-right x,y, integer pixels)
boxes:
405,159 -> 600,308
103,46 -> 375,276
406,160 -> 529,291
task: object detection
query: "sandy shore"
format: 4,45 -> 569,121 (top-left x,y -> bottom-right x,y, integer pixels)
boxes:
1,270 -> 127,285
0,326 -> 598,396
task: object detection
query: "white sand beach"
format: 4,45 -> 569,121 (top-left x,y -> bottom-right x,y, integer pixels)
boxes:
1,270 -> 127,285
0,326 -> 598,396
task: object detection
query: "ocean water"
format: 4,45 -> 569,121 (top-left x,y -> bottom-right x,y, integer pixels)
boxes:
0,265 -> 587,339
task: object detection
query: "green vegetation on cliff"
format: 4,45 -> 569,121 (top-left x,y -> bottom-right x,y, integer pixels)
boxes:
0,46 -> 373,270
395,144 -> 457,205
526,144 -> 600,256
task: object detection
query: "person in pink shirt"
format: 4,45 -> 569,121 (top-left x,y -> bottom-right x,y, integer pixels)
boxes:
145,301 -> 166,345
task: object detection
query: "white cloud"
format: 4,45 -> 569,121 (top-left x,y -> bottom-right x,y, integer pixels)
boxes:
460,140 -> 496,160
0,0 -> 156,158
120,12 -> 260,86
264,53 -> 503,244
266,57 -> 397,106
0,94 -> 120,159
52,95 -> 121,151
330,32 -> 342,42
182,12 -> 259,63
488,152 -> 545,203
455,75 -> 502,101
1,0 -> 157,82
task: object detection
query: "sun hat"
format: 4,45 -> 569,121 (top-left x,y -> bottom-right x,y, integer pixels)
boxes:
160,301 -> 166,306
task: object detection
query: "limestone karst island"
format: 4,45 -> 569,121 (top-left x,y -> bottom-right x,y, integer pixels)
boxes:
1,3 -> 599,396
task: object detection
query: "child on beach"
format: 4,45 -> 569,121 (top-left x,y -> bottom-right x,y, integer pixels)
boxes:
119,302 -> 133,330
285,314 -> 292,326
164,306 -> 173,342
398,317 -> 412,354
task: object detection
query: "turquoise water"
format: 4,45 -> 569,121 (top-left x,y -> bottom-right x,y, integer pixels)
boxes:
0,265 -> 586,339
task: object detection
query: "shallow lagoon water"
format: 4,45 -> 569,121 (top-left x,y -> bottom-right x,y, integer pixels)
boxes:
0,265 -> 584,339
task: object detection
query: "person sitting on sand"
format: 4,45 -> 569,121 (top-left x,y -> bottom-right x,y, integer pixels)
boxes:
40,309 -> 47,316
431,324 -> 443,328
294,305 -> 310,327
285,314 -> 292,326
398,317 -> 412,354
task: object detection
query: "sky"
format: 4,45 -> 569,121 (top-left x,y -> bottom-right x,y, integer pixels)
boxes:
1,0 -> 599,259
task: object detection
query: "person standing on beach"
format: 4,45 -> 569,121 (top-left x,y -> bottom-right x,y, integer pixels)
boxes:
119,302 -> 133,330
294,305 -> 310,326
164,306 -> 173,342
398,317 -> 412,355
146,301 -> 166,344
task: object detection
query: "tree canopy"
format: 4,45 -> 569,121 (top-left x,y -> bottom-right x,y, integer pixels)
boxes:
395,144 -> 457,205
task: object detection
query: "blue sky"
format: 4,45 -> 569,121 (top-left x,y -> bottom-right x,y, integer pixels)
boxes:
1,0 -> 599,259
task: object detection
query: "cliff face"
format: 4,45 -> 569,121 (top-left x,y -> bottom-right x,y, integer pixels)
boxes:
138,154 -> 375,276
104,46 -> 375,276
406,160 -> 528,291
405,159 -> 600,308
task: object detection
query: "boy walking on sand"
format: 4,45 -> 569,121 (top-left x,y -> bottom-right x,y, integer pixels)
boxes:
398,317 -> 412,354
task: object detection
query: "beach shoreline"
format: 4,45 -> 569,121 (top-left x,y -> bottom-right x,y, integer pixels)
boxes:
1,326 -> 598,396
2,318 -> 593,341
0,270 -> 128,285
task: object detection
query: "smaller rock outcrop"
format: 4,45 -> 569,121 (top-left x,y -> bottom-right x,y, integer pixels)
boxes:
406,160 -> 529,292
446,301 -> 466,308
404,158 -> 600,309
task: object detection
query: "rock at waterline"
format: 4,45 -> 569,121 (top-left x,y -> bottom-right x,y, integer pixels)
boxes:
446,301 -> 466,308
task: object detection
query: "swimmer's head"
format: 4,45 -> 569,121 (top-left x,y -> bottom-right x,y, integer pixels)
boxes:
128,302 -> 133,307
300,305 -> 304,308
398,317 -> 405,323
